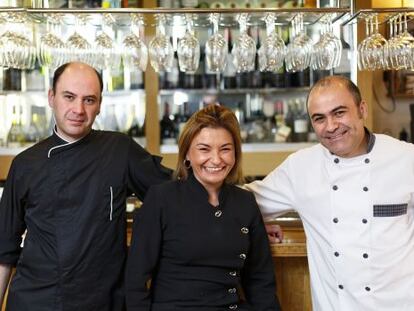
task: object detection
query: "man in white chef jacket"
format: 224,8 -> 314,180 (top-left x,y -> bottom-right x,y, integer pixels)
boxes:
246,75 -> 414,311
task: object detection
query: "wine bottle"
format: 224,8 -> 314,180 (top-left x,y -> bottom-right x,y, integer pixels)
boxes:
127,107 -> 146,147
292,99 -> 309,142
176,101 -> 191,139
25,113 -> 40,144
7,105 -> 25,148
160,102 -> 177,145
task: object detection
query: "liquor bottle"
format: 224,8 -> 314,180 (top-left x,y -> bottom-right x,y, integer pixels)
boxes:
223,28 -> 237,89
4,68 -> 22,91
25,113 -> 41,144
175,102 -> 191,139
194,49 -> 206,89
7,105 -> 25,148
204,29 -> 219,89
127,108 -> 146,147
160,102 -> 177,145
292,99 -> 309,142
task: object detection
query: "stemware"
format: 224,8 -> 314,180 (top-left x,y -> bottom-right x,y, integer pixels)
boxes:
38,14 -> 66,69
311,15 -> 342,70
94,13 -> 121,71
232,13 -> 256,72
0,12 -> 36,70
177,14 -> 200,73
285,13 -> 312,72
66,14 -> 93,65
258,13 -> 286,72
123,14 -> 148,72
149,14 -> 174,72
205,13 -> 227,73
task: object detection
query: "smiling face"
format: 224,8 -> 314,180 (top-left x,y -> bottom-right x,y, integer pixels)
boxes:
186,127 -> 236,193
308,82 -> 368,158
48,63 -> 102,142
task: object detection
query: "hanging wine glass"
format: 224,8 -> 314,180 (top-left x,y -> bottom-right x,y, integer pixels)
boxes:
66,14 -> 93,65
149,14 -> 174,72
122,13 -> 148,72
93,13 -> 121,71
258,12 -> 286,72
38,13 -> 66,69
205,13 -> 227,73
177,13 -> 200,73
0,12 -> 36,70
285,13 -> 312,72
232,13 -> 256,72
311,15 -> 342,70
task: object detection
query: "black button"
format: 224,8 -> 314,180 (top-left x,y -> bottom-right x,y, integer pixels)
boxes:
334,158 -> 339,164
363,253 -> 369,259
338,285 -> 344,290
365,158 -> 370,164
332,185 -> 338,191
334,252 -> 339,257
363,187 -> 369,192
365,286 -> 371,291
333,217 -> 339,223
362,219 -> 368,224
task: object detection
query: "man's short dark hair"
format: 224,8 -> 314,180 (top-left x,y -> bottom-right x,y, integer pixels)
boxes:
307,75 -> 362,107
52,62 -> 103,94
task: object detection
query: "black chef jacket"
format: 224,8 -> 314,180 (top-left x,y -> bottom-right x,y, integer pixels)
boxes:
126,173 -> 281,311
0,130 -> 171,311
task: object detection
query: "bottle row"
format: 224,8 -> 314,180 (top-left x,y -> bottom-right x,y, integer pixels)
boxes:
160,96 -> 316,145
0,89 -> 316,149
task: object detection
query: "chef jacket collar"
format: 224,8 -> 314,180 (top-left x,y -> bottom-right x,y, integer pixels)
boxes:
48,127 -> 96,158
187,172 -> 229,208
366,127 -> 375,153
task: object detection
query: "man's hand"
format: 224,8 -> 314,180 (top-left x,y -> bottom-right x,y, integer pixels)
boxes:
265,224 -> 283,244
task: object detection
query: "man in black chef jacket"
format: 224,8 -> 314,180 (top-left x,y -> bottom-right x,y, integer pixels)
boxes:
0,62 -> 171,311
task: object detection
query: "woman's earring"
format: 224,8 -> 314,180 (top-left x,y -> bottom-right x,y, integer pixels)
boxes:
184,159 -> 191,169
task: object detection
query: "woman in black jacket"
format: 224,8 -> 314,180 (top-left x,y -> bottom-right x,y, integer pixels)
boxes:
126,104 -> 281,311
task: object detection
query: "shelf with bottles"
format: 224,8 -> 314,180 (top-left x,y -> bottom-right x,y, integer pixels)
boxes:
0,85 -> 146,150
158,88 -> 318,149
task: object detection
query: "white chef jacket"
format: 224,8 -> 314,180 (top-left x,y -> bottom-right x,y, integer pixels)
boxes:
246,133 -> 414,311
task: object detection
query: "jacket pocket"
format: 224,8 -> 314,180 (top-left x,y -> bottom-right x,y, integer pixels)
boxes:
373,203 -> 408,217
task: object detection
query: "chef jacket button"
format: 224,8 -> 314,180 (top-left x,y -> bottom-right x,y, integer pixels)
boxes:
215,210 -> 222,217
365,286 -> 371,291
338,285 -> 344,290
241,227 -> 249,234
333,217 -> 339,223
362,218 -> 368,224
332,185 -> 338,191
334,251 -> 339,257
363,253 -> 369,259
363,186 -> 369,192
228,288 -> 237,294
229,304 -> 238,310
229,271 -> 237,277
365,158 -> 370,164
239,253 -> 247,260
334,158 -> 339,164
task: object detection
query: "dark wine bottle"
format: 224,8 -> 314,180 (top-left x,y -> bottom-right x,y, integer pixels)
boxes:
160,102 -> 177,145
